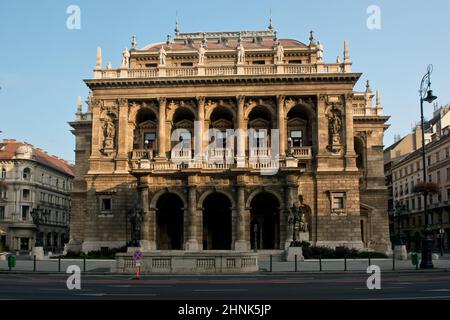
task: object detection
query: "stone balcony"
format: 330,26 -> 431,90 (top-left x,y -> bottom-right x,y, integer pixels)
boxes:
94,63 -> 346,80
129,146 -> 312,173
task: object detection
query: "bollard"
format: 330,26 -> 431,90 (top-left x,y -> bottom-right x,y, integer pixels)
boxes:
58,257 -> 61,273
269,254 -> 272,272
344,257 -> 347,271
392,253 -> 395,271
33,255 -> 36,272
83,257 -> 86,273
294,255 -> 298,272
319,256 -> 322,272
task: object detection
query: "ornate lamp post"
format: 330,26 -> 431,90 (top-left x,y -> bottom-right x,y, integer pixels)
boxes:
30,207 -> 43,247
438,226 -> 445,257
127,206 -> 143,247
289,202 -> 302,246
394,202 -> 405,245
419,64 -> 438,269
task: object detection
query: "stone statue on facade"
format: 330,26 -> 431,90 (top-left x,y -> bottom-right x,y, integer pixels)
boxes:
102,116 -> 116,149
327,108 -> 342,152
275,41 -> 284,64
198,44 -> 206,65
299,213 -> 308,233
159,45 -> 166,65
121,48 -> 130,68
317,41 -> 323,61
237,43 -> 245,65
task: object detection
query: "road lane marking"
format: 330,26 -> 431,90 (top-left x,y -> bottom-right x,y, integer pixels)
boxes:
194,289 -> 249,292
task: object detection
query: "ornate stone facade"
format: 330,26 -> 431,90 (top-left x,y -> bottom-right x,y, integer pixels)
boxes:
68,28 -> 391,255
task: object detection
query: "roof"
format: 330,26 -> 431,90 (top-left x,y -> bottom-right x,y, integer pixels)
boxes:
140,39 -> 307,52
391,133 -> 450,169
0,139 -> 74,177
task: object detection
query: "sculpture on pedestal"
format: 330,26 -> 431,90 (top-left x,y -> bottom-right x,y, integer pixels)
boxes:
102,116 -> 116,150
275,41 -> 284,64
159,46 -> 166,65
198,44 -> 206,65
121,48 -> 130,68
326,105 -> 343,153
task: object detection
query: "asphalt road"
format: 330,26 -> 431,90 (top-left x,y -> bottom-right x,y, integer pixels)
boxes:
0,272 -> 450,300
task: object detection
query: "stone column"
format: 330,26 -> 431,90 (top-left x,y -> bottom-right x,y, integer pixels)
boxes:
234,177 -> 249,251
139,183 -> 156,251
316,94 -> 328,171
277,95 -> 286,157
156,97 -> 167,160
344,93 -> 358,171
185,177 -> 199,251
115,98 -> 129,172
236,95 -> 246,167
195,97 -> 205,162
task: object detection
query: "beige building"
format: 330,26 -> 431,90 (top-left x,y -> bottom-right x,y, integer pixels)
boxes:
0,140 -> 74,253
68,27 -> 391,256
389,113 -> 450,251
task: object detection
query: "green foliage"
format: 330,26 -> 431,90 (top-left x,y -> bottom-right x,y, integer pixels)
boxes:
301,244 -> 387,259
59,246 -> 127,259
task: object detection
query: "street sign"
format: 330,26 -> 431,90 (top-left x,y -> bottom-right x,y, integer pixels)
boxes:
133,249 -> 142,262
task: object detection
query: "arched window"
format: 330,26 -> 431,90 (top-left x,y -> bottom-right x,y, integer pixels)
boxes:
1,168 -> 6,179
23,168 -> 31,180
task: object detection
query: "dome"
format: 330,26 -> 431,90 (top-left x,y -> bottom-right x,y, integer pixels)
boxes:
15,145 -> 34,159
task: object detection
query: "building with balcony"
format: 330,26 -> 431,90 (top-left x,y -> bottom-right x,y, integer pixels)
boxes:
68,26 -> 391,256
388,108 -> 450,251
0,140 -> 74,253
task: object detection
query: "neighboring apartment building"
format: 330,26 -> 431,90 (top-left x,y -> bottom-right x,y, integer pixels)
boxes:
0,140 -> 74,253
386,104 -> 450,251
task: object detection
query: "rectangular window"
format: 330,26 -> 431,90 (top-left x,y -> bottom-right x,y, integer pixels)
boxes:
418,196 -> 422,209
412,198 -> 416,210
436,152 -> 440,162
290,130 -> 303,147
427,156 -> 431,166
429,174 -> 432,182
333,197 -> 344,209
180,62 -> 193,67
252,60 -> 266,65
447,189 -> 450,202
145,63 -> 157,68
101,197 -> 112,213
437,170 -> 441,184
1,169 -> 6,179
21,206 -> 29,221
289,60 -> 303,64
0,206 -> 5,220
22,189 -> 30,201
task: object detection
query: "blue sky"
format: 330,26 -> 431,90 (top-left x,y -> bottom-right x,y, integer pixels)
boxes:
1,0 -> 449,162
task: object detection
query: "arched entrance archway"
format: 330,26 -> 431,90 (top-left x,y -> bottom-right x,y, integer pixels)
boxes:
202,193 -> 232,250
156,193 -> 184,250
250,192 -> 280,249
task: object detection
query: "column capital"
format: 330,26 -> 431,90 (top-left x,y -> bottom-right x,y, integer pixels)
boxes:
236,95 -> 246,106
158,96 -> 167,106
196,96 -> 206,105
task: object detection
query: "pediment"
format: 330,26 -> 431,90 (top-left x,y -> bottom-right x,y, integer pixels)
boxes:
139,120 -> 157,129
249,118 -> 270,129
211,118 -> 233,129
288,117 -> 307,127
175,119 -> 194,129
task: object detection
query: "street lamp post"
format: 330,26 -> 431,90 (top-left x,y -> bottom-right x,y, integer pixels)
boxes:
394,202 -> 405,245
419,64 -> 438,269
438,227 -> 445,257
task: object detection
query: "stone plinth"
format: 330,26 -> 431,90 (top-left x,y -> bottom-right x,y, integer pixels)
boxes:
116,251 -> 259,273
285,246 -> 304,262
394,245 -> 407,260
32,247 -> 44,261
